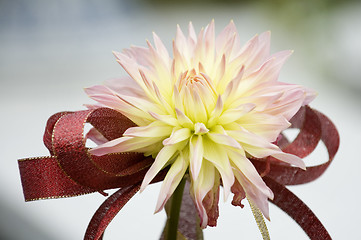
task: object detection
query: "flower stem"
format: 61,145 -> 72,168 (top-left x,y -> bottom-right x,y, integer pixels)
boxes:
165,177 -> 186,240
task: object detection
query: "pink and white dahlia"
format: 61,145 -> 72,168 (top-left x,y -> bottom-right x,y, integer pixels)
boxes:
85,20 -> 316,228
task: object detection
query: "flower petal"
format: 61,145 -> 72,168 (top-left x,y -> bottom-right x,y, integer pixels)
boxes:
245,50 -> 293,84
192,90 -> 208,123
243,144 -> 306,170
123,122 -> 173,138
175,108 -> 194,129
216,20 -> 240,58
237,112 -> 291,142
86,127 -> 108,145
89,136 -> 163,156
189,135 -> 204,180
155,152 -> 188,212
149,111 -> 179,127
140,144 -> 183,192
234,170 -> 271,220
103,77 -> 146,98
271,152 -> 306,170
203,136 -> 234,200
163,127 -> 191,145
218,103 -> 255,125
85,86 -> 152,125
207,132 -> 242,150
228,149 -> 273,199
207,95 -> 223,128
202,176 -> 220,227
152,32 -> 170,63
191,159 -> 216,228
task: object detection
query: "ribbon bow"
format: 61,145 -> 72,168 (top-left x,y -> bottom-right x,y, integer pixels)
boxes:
18,106 -> 339,240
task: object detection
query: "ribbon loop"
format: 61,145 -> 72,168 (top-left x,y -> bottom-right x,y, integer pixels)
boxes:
251,106 -> 339,186
18,108 -> 155,200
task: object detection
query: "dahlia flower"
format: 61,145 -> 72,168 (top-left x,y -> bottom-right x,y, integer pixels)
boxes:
85,20 -> 316,228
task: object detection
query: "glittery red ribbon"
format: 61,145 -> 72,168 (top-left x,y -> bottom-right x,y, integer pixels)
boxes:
18,106 -> 339,240
251,106 -> 338,240
252,106 -> 338,185
18,108 -> 154,201
84,183 -> 141,240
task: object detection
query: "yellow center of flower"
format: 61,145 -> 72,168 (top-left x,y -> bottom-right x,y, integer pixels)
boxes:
174,69 -> 218,131
185,72 -> 203,86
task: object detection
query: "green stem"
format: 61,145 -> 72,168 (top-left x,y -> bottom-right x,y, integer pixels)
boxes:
165,178 -> 186,240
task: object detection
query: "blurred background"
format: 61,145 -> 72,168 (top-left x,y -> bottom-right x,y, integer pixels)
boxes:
1,0 -> 360,239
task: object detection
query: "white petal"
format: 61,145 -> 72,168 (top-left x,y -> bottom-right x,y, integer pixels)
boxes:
207,132 -> 242,149
188,22 -> 197,47
243,144 -> 306,170
152,32 -> 170,62
124,122 -> 172,138
302,87 -> 317,106
234,170 -> 271,220
149,112 -> 179,127
89,136 -> 163,156
271,152 -> 306,170
222,66 -> 244,104
140,145 -> 180,192
113,52 -> 144,85
163,128 -> 191,145
183,86 -> 196,122
216,20 -> 239,56
155,153 -> 188,212
203,136 -> 234,200
213,54 -> 226,87
173,85 -> 185,113
207,95 -> 223,128
192,90 -> 208,124
116,91 -> 163,115
189,135 -> 204,180
86,127 -> 108,145
152,81 -> 174,114
227,127 -> 276,149
237,112 -> 291,142
204,20 -> 215,60
244,50 -> 293,86
262,89 -> 305,120
192,159 -> 216,228
228,149 -> 273,198
175,108 -> 194,129
84,85 -> 152,125
218,103 -> 255,125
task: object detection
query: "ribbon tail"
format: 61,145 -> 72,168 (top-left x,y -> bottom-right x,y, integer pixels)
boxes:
264,177 -> 331,240
84,183 -> 141,240
18,156 -> 95,201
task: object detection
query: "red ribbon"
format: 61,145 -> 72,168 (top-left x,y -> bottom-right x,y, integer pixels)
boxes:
18,108 -> 155,201
18,106 -> 339,240
252,106 -> 338,240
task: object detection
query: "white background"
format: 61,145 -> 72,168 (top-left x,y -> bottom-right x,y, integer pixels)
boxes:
1,0 -> 360,239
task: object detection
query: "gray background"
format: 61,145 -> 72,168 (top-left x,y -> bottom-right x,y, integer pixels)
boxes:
1,0 -> 360,239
